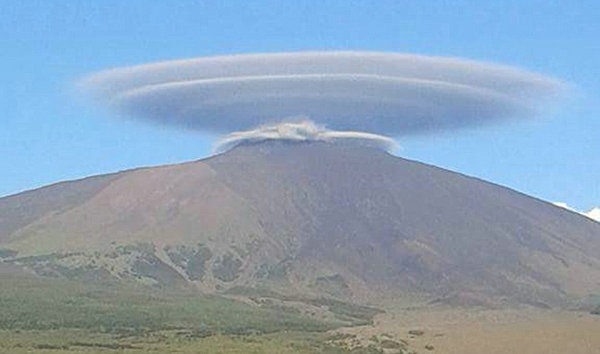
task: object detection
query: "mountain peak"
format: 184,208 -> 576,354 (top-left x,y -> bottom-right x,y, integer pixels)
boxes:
214,137 -> 393,160
1,141 -> 600,307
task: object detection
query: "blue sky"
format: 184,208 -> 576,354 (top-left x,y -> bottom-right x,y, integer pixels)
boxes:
1,1 -> 598,210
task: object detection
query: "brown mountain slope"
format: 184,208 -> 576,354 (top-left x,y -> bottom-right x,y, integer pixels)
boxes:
1,141 -> 599,307
0,173 -> 122,244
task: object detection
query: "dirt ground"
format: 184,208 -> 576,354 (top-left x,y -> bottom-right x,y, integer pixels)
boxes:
339,306 -> 600,354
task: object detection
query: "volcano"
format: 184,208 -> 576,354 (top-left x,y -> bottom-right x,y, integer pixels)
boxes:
1,141 -> 599,307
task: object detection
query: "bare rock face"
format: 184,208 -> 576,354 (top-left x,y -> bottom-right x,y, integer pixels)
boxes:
1,141 -> 599,307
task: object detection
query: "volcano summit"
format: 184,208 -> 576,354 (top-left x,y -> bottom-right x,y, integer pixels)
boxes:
2,140 -> 599,308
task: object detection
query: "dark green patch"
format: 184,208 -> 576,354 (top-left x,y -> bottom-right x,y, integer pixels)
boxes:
380,339 -> 402,349
132,251 -> 185,287
313,274 -> 351,297
306,298 -> 383,325
255,257 -> 294,280
186,245 -> 212,280
260,302 -> 302,315
165,244 -> 213,281
327,333 -> 357,341
408,329 -> 425,336
70,341 -> 140,349
8,252 -> 115,282
225,285 -> 285,299
212,252 -> 243,282
34,343 -> 69,350
224,286 -> 382,326
0,275 -> 333,335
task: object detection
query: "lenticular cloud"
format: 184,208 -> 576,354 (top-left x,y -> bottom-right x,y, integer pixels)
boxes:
79,51 -> 564,138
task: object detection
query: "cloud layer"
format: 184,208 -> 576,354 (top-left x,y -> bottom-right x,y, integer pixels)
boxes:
79,51 -> 564,138
214,120 -> 397,153
553,202 -> 600,222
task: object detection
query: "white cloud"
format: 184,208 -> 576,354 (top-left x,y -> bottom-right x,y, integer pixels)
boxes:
79,51 -> 565,137
585,207 -> 600,222
214,120 -> 397,153
553,202 -> 600,222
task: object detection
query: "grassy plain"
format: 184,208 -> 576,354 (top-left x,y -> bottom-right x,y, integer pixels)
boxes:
3,272 -> 598,353
0,274 -> 399,353
339,306 -> 600,354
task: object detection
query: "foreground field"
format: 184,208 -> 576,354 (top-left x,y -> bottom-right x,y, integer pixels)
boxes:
0,330 -> 398,354
2,271 -> 599,353
4,305 -> 599,354
340,306 -> 600,354
0,273 -> 400,353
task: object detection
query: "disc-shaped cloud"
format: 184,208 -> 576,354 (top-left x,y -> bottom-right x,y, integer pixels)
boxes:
80,51 -> 564,136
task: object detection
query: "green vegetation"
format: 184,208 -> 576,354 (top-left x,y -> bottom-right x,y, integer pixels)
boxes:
0,271 -> 391,353
305,298 -> 383,325
408,329 -> 425,336
164,243 -> 213,281
4,252 -> 114,282
225,286 -> 383,326
313,274 -> 351,297
212,251 -> 243,282
0,275 -> 330,334
226,285 -> 285,298
380,339 -> 402,349
131,248 -> 185,287
4,243 -> 189,286
255,257 -> 293,279
0,329 -> 407,354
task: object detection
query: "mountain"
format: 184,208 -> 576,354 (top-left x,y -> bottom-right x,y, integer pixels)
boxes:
1,141 -> 600,307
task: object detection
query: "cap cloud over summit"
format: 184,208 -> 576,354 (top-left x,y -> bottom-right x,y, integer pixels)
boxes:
214,120 -> 397,153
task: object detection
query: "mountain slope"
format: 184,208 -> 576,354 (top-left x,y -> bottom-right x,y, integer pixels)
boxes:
1,141 -> 599,307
